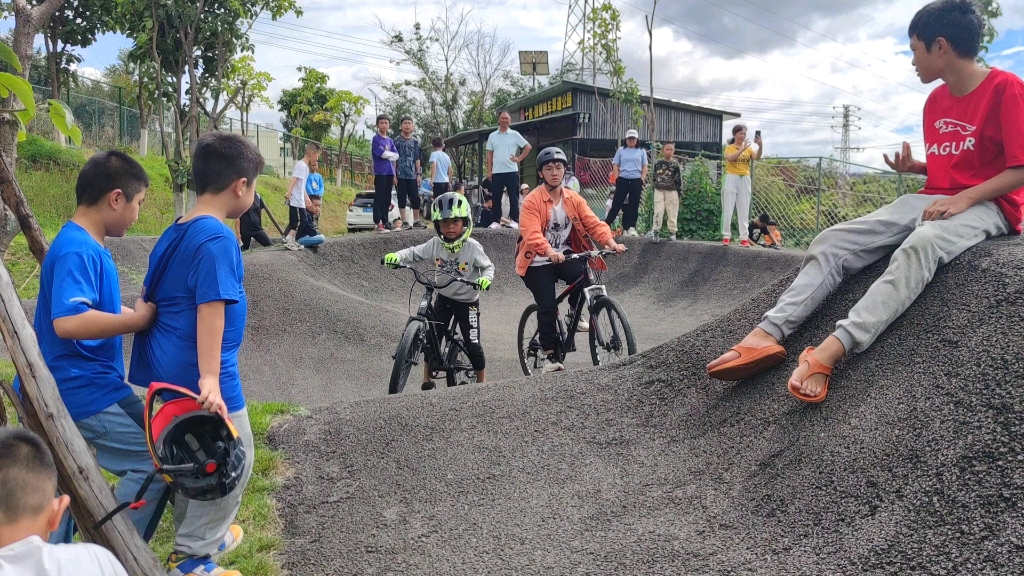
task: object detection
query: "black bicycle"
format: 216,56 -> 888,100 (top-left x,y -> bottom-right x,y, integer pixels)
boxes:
386,262 -> 482,394
517,249 -> 636,375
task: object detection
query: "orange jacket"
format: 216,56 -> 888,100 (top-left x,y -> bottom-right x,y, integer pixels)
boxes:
515,186 -> 614,276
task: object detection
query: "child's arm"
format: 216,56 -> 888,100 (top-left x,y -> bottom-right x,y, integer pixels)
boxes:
286,177 -> 299,201
196,301 -> 229,418
675,164 -> 683,192
430,159 -> 437,185
477,250 -> 495,282
53,301 -> 156,340
50,251 -> 156,339
394,239 -> 435,264
922,166 -> 1024,221
372,136 -> 384,161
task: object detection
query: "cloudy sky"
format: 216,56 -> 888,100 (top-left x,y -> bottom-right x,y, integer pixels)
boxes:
8,0 -> 1024,168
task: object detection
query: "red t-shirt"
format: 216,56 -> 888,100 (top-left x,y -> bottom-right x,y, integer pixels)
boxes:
920,68 -> 1024,233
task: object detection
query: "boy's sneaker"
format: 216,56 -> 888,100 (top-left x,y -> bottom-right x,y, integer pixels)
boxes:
739,239 -> 751,247
567,311 -> 589,332
401,222 -> 412,230
413,220 -> 427,229
213,525 -> 244,559
722,238 -> 731,246
542,352 -> 565,374
422,381 -> 436,391
166,553 -> 240,576
626,227 -> 639,237
376,223 -> 390,234
283,237 -> 301,251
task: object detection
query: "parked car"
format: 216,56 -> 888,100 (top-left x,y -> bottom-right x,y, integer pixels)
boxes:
347,189 -> 401,231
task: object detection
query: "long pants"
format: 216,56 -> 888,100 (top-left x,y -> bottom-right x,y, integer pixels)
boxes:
53,394 -> 170,543
522,259 -> 588,353
241,230 -> 271,251
491,172 -> 521,222
173,408 -> 254,557
605,177 -> 642,230
435,295 -> 485,371
758,194 -> 1008,355
722,173 -> 751,240
373,174 -> 393,226
653,188 -> 679,234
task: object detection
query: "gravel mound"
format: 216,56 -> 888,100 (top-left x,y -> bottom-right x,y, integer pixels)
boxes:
269,236 -> 1024,575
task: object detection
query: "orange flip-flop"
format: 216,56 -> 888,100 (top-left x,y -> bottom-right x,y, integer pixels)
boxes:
707,344 -> 787,381
788,347 -> 832,403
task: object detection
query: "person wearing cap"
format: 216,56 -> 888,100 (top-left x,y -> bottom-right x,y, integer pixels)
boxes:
605,129 -> 648,237
486,111 -> 532,223
519,183 -> 530,212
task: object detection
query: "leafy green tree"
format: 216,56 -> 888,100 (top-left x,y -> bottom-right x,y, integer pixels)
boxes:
311,89 -> 369,186
583,2 -> 643,132
978,0 -> 1001,60
223,54 -> 273,135
42,0 -> 114,103
277,66 -> 333,149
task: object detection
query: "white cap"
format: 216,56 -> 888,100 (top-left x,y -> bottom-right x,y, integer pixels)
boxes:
520,183 -> 530,190
625,129 -> 639,139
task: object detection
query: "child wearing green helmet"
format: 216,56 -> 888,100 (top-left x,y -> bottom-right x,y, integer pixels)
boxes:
383,192 -> 495,389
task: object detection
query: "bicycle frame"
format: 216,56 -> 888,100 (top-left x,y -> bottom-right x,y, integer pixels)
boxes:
532,253 -> 613,360
398,267 -> 475,376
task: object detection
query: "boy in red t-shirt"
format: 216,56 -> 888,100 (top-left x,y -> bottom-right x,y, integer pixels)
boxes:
705,0 -> 1024,403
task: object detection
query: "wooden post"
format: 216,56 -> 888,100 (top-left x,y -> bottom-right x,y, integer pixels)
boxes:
0,263 -> 164,575
262,203 -> 284,236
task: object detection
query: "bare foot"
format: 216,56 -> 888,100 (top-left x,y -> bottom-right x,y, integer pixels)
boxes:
788,336 -> 845,398
706,327 -> 779,371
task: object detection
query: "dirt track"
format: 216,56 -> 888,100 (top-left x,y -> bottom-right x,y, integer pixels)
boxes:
102,231 -> 1023,574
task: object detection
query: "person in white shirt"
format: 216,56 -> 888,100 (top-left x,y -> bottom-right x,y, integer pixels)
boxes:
0,428 -> 129,576
282,142 -> 321,250
486,111 -> 532,223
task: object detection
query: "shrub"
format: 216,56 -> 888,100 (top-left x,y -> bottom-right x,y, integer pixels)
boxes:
17,135 -> 86,170
261,164 -> 278,178
677,157 -> 721,241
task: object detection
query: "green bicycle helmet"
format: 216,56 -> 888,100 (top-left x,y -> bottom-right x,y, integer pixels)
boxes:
431,192 -> 473,253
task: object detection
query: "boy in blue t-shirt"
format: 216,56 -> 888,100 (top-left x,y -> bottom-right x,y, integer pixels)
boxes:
23,151 -> 168,543
129,132 -> 262,576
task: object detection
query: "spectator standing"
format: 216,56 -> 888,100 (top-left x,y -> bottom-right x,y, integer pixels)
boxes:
372,114 -> 400,234
486,111 -> 532,222
649,142 -> 683,243
519,183 -> 530,212
395,117 -> 426,229
284,142 -> 321,249
305,159 -> 324,201
429,137 -> 453,197
605,129 -> 648,236
721,124 -> 763,246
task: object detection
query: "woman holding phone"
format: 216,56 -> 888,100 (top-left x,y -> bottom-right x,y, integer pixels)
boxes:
721,125 -> 763,246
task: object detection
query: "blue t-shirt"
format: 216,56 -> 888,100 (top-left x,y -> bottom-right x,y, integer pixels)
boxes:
430,150 -> 452,184
306,172 -> 324,198
128,217 -> 248,413
613,147 -> 648,179
23,221 -> 132,421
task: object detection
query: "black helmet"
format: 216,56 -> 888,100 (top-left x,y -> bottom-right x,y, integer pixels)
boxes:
536,147 -> 568,172
145,383 -> 246,501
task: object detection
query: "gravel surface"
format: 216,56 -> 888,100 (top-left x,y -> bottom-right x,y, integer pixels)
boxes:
269,235 -> 1024,575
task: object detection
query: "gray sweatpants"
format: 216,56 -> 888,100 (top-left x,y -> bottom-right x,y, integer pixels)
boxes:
172,408 -> 254,557
759,194 -> 1008,355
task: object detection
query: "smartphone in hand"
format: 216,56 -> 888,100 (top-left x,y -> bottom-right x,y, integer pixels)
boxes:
755,130 -> 761,139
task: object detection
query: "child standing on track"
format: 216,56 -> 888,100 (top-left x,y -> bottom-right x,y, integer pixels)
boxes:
383,192 -> 495,390
372,114 -> 399,234
129,132 -> 262,576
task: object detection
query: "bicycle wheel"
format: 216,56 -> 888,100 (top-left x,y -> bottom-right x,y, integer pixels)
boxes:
389,320 -> 424,394
444,338 -> 478,388
517,303 -> 542,376
589,297 -> 637,366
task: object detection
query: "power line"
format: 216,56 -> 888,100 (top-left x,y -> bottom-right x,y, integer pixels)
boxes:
250,28 -> 397,64
250,39 -> 418,78
617,0 -> 915,114
254,17 -> 400,55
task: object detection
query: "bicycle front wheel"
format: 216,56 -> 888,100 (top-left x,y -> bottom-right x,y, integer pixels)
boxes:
589,297 -> 637,366
444,341 -> 478,388
389,320 -> 424,394
517,303 -> 542,376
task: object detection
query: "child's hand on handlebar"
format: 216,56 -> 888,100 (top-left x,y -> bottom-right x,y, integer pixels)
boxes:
605,240 -> 627,254
474,278 -> 491,291
383,253 -> 401,268
546,248 -> 566,263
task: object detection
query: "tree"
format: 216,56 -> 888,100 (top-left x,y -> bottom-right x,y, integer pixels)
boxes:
462,24 -> 515,128
978,0 -> 1001,61
583,2 -> 643,137
103,47 -> 157,155
223,54 -> 272,135
312,90 -> 369,186
277,66 -> 333,149
644,0 -> 659,141
42,0 -> 113,107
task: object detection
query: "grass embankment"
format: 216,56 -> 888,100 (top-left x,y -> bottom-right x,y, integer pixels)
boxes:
1,137 -> 323,575
6,136 -> 357,299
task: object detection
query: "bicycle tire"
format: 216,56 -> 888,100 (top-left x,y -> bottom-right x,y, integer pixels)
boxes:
445,339 -> 478,388
517,303 -> 541,376
389,320 -> 423,394
589,297 -> 637,366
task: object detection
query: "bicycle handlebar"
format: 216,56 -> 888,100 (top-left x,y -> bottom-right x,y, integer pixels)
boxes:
382,259 -> 480,290
563,249 -> 621,261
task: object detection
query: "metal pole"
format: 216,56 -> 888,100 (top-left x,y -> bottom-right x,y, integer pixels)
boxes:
815,157 -> 823,235
117,87 -> 124,148
897,174 -> 904,197
255,125 -> 260,151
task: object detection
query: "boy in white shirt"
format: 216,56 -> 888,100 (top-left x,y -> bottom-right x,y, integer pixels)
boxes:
0,428 -> 129,576
283,142 -> 322,250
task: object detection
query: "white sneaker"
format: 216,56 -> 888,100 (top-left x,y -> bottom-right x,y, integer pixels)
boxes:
542,353 -> 565,373
284,237 -> 301,251
568,312 -> 589,332
627,227 -> 639,237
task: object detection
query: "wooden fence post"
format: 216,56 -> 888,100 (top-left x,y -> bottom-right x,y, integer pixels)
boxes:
0,263 -> 164,576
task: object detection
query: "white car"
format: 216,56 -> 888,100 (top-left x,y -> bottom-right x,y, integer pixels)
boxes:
347,189 -> 402,231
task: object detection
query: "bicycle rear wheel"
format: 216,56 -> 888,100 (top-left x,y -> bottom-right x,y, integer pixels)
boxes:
517,303 -> 542,376
389,320 -> 424,394
589,297 -> 637,366
444,338 -> 478,388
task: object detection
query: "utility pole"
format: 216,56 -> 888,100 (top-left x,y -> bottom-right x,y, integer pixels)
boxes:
562,0 -> 614,84
833,104 -> 863,185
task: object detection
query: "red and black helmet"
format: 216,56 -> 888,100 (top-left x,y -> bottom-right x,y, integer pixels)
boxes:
145,383 -> 246,501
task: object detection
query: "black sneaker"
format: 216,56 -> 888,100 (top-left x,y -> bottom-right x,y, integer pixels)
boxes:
413,221 -> 427,229
402,222 -> 412,231
421,381 -> 436,391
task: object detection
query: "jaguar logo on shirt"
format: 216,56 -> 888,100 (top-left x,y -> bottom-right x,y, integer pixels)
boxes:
934,118 -> 977,135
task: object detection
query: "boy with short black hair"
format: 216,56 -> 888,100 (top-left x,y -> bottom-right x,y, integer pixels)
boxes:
372,114 -> 399,233
476,192 -> 499,228
708,0 -> 1024,405
130,131 -> 261,576
284,142 -> 321,250
19,149 -> 168,544
0,428 -> 129,575
429,136 -> 452,197
395,116 -> 426,229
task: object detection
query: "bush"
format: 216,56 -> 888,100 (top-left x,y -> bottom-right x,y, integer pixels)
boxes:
676,157 -> 721,241
261,164 -> 278,178
17,135 -> 86,170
